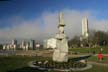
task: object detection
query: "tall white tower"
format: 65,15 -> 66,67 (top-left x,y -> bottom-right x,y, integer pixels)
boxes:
82,17 -> 89,39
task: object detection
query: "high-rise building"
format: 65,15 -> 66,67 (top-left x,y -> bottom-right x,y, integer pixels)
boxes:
20,40 -> 28,51
21,40 -> 26,46
35,43 -> 40,48
29,40 -> 35,50
82,17 -> 89,39
10,40 -> 17,50
12,40 -> 17,45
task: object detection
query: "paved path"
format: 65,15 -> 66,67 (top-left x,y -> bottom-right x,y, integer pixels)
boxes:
28,54 -> 108,67
88,61 -> 108,67
69,54 -> 108,67
94,54 -> 108,56
28,60 -> 37,68
69,54 -> 108,58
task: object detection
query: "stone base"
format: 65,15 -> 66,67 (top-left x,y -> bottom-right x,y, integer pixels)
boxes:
28,60 -> 92,72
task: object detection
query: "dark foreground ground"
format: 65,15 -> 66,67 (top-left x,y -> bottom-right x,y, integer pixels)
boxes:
0,56 -> 108,72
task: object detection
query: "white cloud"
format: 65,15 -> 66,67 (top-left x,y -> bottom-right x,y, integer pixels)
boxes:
0,9 -> 108,43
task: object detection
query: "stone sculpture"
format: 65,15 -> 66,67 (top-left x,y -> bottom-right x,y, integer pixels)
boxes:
53,12 -> 68,62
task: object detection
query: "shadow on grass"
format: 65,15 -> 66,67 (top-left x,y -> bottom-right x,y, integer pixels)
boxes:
8,67 -> 48,72
69,55 -> 92,61
8,55 -> 92,72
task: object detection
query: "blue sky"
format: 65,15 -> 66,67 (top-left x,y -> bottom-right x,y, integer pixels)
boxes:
0,0 -> 108,42
0,0 -> 108,22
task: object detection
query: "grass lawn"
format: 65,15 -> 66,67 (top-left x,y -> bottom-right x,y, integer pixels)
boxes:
69,46 -> 108,54
0,56 -> 52,72
0,56 -> 108,72
82,65 -> 108,72
88,56 -> 108,63
0,56 -> 36,72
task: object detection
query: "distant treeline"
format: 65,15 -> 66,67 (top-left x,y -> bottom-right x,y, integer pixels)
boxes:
68,30 -> 108,47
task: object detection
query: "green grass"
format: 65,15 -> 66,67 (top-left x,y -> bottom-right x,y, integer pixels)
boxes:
0,56 -> 52,72
69,46 -> 108,54
0,56 -> 108,72
0,56 -> 36,72
0,46 -> 107,72
88,56 -> 108,63
82,65 -> 108,72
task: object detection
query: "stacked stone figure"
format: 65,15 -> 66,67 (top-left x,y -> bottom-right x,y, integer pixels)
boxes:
53,12 -> 68,62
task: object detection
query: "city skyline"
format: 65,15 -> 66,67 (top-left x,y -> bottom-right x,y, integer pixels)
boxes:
0,0 -> 108,43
